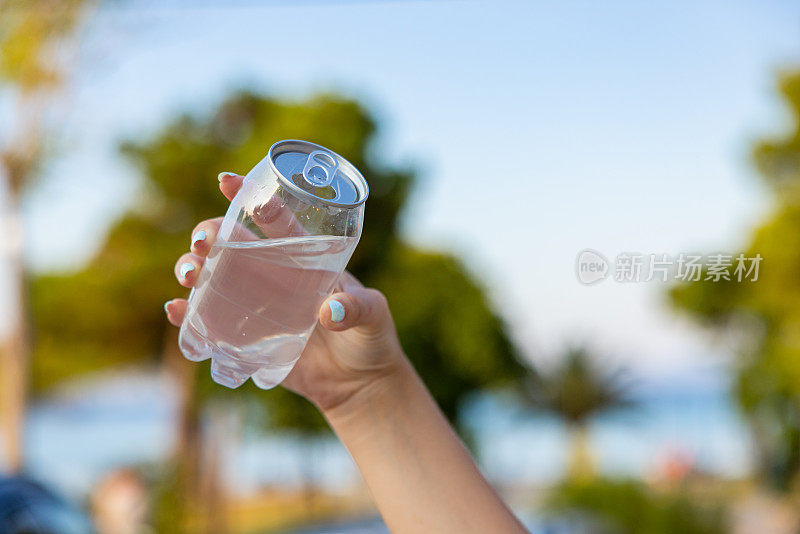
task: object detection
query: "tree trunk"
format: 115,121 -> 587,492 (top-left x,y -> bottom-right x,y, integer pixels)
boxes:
163,328 -> 229,534
567,424 -> 594,483
0,206 -> 28,473
163,328 -> 202,532
301,435 -> 317,519
200,404 -> 229,534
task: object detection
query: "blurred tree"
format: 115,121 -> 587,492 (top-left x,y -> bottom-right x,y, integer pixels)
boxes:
30,91 -> 525,530
0,0 -> 93,471
526,347 -> 631,482
546,478 -> 725,534
669,69 -> 800,490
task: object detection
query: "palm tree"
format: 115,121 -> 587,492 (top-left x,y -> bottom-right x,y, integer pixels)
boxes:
527,346 -> 633,482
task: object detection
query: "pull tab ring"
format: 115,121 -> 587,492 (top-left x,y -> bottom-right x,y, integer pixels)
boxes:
302,150 -> 338,187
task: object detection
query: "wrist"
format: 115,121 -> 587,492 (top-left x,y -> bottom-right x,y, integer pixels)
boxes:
322,354 -> 417,431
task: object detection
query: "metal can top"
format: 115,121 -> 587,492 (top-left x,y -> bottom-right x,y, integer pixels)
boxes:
268,139 -> 369,209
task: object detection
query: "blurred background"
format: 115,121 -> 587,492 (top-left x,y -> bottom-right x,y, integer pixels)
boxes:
1,0 -> 800,532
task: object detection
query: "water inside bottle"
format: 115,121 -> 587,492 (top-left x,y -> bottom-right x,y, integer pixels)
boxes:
178,234 -> 357,389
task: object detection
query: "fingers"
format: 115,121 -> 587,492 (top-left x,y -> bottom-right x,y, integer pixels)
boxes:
319,287 -> 389,333
190,217 -> 223,256
250,189 -> 308,239
174,252 -> 205,287
164,298 -> 188,326
338,271 -> 364,291
218,172 -> 244,201
218,170 -> 306,239
164,171 -> 242,326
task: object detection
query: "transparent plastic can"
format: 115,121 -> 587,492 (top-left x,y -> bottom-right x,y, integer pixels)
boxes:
178,140 -> 368,389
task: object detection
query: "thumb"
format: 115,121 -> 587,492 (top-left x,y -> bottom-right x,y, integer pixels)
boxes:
319,288 -> 389,333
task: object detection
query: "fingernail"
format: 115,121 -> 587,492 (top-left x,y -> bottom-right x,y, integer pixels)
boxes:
180,263 -> 195,279
218,171 -> 235,182
191,230 -> 207,248
164,300 -> 173,315
328,300 -> 345,322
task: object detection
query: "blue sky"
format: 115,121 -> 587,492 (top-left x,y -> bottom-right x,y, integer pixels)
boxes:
4,0 -> 800,376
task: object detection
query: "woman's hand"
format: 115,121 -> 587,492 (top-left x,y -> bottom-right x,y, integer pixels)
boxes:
164,171 -> 407,414
165,172 -> 526,533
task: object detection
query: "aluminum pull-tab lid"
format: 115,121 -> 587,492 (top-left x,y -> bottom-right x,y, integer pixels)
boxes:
269,140 -> 369,208
302,150 -> 338,187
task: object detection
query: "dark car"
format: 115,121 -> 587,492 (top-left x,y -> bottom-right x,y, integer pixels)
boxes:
0,477 -> 93,534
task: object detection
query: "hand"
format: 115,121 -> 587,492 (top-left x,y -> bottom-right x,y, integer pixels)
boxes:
164,172 -> 407,413
166,173 -> 525,533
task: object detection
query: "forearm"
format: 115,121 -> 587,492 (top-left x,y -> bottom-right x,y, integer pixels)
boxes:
324,357 -> 526,534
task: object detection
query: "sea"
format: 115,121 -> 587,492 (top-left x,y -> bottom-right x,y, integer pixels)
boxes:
4,363 -> 754,508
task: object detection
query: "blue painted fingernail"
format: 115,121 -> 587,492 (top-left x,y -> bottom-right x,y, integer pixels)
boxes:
328,300 -> 345,322
180,263 -> 195,279
164,300 -> 172,315
218,171 -> 235,182
191,230 -> 207,248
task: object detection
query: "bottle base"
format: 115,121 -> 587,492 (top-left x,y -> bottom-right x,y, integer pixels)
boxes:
179,321 -> 298,390
251,363 -> 296,389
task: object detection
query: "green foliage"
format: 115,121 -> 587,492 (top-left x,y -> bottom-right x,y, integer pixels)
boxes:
0,0 -> 87,90
31,217 -> 180,390
752,72 -> 800,199
526,347 -> 631,426
669,69 -> 800,489
0,0 -> 93,194
546,479 -> 726,534
30,91 -> 524,433
371,244 -> 525,422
